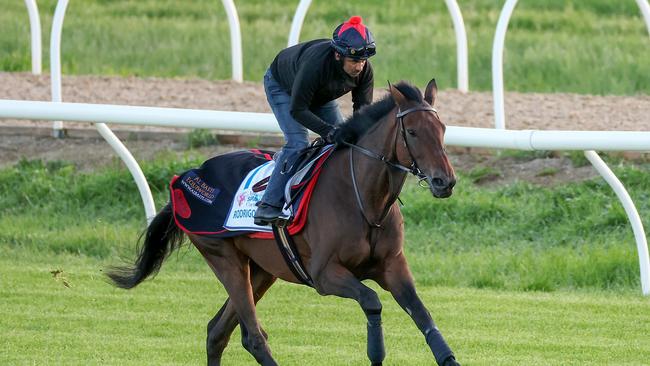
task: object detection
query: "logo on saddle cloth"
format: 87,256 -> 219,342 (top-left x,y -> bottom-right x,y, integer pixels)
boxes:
172,189 -> 192,219
236,193 -> 246,207
181,171 -> 220,205
225,161 -> 276,230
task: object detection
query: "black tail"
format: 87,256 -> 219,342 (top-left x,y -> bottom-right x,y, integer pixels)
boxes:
106,203 -> 185,289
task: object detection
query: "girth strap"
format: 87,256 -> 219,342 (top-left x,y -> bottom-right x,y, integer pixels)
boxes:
272,224 -> 313,287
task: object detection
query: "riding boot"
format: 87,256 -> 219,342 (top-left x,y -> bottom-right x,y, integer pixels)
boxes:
254,202 -> 283,226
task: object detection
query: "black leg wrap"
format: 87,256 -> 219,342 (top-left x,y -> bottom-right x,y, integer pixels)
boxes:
425,327 -> 454,366
366,313 -> 385,365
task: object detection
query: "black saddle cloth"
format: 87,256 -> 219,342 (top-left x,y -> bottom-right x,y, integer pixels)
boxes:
170,149 -> 274,237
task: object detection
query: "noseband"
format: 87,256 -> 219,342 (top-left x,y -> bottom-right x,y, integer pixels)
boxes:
342,105 -> 438,228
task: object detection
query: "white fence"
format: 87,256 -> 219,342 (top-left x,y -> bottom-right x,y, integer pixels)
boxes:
24,0 -> 41,75
4,100 -> 650,151
489,0 -> 650,296
8,0 -> 650,295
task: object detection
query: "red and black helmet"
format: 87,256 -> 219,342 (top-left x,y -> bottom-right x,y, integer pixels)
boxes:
331,16 -> 376,60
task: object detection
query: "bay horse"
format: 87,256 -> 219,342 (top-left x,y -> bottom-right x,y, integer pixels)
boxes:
108,79 -> 459,366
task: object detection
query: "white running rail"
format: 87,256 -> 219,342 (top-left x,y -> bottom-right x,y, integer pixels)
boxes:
221,0 -> 243,82
50,0 -> 68,138
491,0 -> 650,295
4,101 -> 650,151
637,0 -> 650,36
444,0 -> 469,92
95,123 -> 156,221
288,0 -> 312,46
491,0 -> 518,131
585,151 -> 650,296
24,0 -> 41,75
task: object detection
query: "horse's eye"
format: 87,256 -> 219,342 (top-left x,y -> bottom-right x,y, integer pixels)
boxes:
406,129 -> 416,136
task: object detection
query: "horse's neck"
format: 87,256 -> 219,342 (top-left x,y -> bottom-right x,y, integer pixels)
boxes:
352,111 -> 407,217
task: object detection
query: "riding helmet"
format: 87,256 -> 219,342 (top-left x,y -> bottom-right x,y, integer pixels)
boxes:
331,16 -> 376,59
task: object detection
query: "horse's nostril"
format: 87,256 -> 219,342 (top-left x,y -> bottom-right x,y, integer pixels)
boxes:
432,177 -> 445,187
449,177 -> 457,189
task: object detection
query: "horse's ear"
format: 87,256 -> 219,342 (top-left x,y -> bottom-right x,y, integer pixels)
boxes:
388,81 -> 407,106
424,78 -> 438,106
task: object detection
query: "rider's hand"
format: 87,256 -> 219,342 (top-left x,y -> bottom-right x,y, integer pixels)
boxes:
324,127 -> 341,144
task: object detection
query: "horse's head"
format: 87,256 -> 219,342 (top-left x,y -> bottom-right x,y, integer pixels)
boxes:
389,79 -> 456,198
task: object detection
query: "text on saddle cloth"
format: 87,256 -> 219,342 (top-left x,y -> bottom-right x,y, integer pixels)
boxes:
224,160 -> 289,233
170,149 -> 274,237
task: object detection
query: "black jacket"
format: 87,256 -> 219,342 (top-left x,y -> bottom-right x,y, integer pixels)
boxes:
270,39 -> 374,137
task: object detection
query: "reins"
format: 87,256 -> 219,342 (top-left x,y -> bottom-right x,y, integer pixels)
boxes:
342,105 -> 437,228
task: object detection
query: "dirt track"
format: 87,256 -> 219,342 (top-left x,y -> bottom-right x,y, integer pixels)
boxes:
1,72 -> 648,185
2,72 -> 649,131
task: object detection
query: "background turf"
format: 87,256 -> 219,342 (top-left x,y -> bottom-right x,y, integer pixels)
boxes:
2,0 -> 649,94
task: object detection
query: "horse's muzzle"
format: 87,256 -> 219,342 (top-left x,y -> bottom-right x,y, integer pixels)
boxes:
427,175 -> 456,198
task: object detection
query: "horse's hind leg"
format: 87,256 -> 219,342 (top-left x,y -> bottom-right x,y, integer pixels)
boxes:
205,262 -> 276,366
312,264 -> 386,366
378,253 -> 459,366
206,298 -> 232,366
193,237 -> 278,366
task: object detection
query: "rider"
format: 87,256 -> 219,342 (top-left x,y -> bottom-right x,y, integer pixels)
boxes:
254,15 -> 377,226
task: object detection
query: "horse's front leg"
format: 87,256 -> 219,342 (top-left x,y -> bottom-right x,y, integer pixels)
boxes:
312,264 -> 386,366
378,253 -> 459,366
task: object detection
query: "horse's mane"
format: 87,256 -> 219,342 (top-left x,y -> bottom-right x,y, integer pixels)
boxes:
337,81 -> 423,142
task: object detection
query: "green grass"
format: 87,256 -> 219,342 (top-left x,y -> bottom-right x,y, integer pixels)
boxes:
2,0 -> 649,94
187,128 -> 219,149
1,252 -> 649,366
466,166 -> 502,184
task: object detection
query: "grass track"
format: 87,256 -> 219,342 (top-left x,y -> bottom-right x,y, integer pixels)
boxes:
1,252 -> 649,366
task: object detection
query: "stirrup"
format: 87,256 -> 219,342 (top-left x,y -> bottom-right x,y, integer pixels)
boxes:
270,211 -> 292,228
274,217 -> 289,228
253,217 -> 274,226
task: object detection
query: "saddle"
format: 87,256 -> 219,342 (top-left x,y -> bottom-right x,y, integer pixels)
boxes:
250,139 -> 326,200
282,138 -> 330,207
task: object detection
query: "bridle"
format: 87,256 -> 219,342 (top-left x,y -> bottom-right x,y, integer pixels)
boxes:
342,104 -> 438,228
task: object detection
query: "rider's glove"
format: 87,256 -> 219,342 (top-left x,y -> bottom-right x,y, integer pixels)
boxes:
324,127 -> 341,145
324,126 -> 358,146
